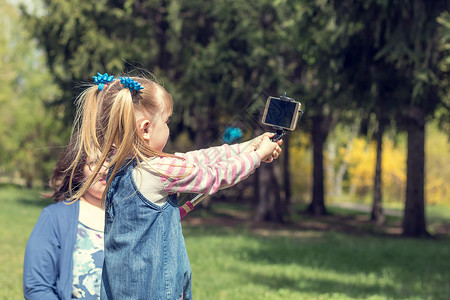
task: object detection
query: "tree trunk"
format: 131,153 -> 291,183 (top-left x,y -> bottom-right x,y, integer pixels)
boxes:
253,162 -> 283,223
371,122 -> 385,226
25,177 -> 33,189
403,107 -> 429,237
253,123 -> 284,223
335,161 -> 348,196
306,114 -> 328,215
282,135 -> 291,218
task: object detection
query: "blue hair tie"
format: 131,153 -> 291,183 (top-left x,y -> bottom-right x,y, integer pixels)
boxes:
119,77 -> 144,93
93,73 -> 115,91
222,126 -> 243,143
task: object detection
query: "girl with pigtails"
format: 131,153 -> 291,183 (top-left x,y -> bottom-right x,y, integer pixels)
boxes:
68,73 -> 282,300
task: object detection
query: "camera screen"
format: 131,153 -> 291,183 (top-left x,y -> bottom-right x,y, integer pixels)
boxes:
264,98 -> 298,129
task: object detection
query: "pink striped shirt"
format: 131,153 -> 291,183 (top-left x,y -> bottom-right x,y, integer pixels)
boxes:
132,143 -> 261,205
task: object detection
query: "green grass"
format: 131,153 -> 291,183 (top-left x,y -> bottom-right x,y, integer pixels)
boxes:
184,224 -> 450,300
1,188 -> 449,299
0,188 -> 53,299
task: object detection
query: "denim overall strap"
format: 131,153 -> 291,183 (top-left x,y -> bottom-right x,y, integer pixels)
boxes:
101,160 -> 192,300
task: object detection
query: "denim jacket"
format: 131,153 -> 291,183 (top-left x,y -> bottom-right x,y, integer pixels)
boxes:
101,160 -> 192,300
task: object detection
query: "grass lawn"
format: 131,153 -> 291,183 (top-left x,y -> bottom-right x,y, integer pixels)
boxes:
1,187 -> 449,299
0,188 -> 54,299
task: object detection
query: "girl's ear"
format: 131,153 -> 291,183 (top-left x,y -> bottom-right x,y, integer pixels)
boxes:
139,119 -> 152,141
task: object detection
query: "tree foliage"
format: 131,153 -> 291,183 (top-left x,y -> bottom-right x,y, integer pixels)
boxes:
17,0 -> 450,234
327,0 -> 449,236
0,0 -> 66,187
436,11 -> 450,133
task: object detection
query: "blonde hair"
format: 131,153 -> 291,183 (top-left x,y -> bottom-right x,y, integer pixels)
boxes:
67,76 -> 176,204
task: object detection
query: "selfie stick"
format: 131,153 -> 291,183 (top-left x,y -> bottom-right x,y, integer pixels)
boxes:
179,92 -> 302,219
179,194 -> 207,218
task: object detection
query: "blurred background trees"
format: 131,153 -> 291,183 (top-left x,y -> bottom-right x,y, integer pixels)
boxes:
1,0 -> 448,237
0,0 -> 66,188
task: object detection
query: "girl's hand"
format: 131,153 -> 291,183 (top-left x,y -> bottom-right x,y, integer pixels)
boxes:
252,133 -> 283,163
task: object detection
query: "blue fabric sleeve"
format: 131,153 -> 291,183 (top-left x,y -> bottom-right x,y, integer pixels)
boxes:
23,207 -> 61,300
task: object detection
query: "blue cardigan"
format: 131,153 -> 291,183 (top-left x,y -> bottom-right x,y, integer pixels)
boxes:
23,201 -> 79,300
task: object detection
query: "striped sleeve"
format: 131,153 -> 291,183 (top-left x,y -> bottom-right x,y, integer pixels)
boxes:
158,150 -> 260,195
175,143 -> 241,165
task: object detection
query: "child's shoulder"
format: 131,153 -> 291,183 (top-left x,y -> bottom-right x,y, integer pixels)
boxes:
37,200 -> 78,225
142,155 -> 185,165
44,200 -> 78,213
139,155 -> 193,178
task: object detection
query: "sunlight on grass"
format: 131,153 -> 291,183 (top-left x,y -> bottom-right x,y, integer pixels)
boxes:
1,188 -> 449,299
0,188 -> 50,299
184,225 -> 450,300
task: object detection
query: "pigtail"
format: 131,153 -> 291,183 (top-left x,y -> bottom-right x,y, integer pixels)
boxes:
101,88 -> 139,202
65,74 -> 181,205
80,88 -> 101,155
66,86 -> 102,203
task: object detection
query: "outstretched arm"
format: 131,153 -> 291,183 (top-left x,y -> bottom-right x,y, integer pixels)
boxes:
161,151 -> 261,196
176,133 -> 282,165
178,133 -> 282,218
175,143 -> 240,165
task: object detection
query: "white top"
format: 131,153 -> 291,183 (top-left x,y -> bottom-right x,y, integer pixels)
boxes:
78,198 -> 105,232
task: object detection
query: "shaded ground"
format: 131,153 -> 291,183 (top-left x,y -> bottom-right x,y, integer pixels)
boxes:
182,201 -> 450,240
332,202 -> 402,217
